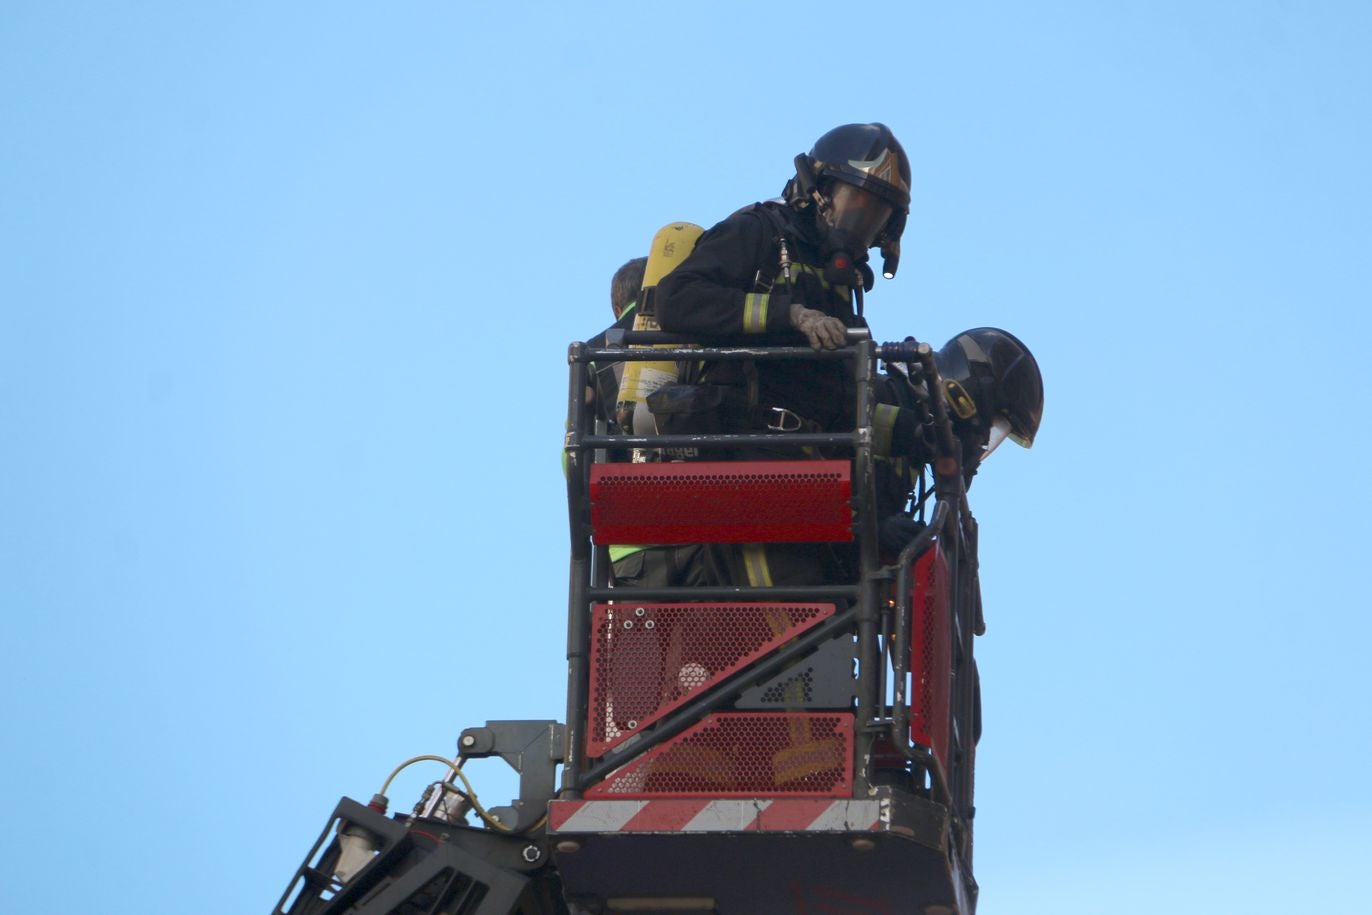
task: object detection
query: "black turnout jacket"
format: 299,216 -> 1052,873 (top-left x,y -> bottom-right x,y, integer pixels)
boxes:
655,201 -> 864,433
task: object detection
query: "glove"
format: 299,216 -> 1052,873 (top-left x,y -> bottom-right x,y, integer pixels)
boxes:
789,302 -> 847,350
879,516 -> 927,555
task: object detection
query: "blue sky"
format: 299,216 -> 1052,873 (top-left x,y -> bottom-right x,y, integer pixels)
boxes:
2,2 -> 1369,913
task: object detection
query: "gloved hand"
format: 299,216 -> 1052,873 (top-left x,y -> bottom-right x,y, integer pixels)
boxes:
879,516 -> 927,555
789,302 -> 848,350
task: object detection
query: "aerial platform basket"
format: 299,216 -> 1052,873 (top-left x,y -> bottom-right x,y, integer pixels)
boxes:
555,336 -> 981,914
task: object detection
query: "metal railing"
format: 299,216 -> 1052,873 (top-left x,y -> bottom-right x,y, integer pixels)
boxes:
561,330 -> 982,865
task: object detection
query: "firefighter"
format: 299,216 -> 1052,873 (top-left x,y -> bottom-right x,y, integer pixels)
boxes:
653,122 -> 911,437
586,256 -> 648,418
585,256 -> 718,588
610,255 -> 646,321
638,123 -> 913,587
876,327 -> 1044,556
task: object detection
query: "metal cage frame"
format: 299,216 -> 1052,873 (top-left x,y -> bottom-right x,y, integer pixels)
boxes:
560,332 -> 985,910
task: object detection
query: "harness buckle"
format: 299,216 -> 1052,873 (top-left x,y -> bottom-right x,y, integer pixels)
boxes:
766,407 -> 804,433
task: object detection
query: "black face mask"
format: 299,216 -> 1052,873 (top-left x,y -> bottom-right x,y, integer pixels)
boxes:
817,182 -> 892,262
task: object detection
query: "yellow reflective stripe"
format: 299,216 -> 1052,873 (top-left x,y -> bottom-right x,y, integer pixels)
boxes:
609,544 -> 648,562
742,543 -> 773,587
873,403 -> 899,457
743,293 -> 768,333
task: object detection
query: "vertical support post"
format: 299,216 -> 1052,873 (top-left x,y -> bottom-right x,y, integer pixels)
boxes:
951,508 -> 980,864
851,338 -> 881,794
562,346 -> 591,795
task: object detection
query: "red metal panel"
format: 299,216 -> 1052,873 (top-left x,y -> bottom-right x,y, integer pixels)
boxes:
588,460 -> 852,544
586,602 -> 835,757
585,712 -> 853,799
910,546 -> 951,778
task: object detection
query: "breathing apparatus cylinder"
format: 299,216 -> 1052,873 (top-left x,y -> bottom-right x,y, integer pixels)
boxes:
615,222 -> 703,433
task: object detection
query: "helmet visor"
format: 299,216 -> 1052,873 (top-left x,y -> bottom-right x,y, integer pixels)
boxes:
823,182 -> 893,251
980,416 -> 1014,462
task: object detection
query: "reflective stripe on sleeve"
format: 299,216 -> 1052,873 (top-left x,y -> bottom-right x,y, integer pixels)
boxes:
873,404 -> 899,457
742,294 -> 769,333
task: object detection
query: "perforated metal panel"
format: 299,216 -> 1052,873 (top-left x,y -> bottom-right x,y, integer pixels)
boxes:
910,546 -> 951,777
588,460 -> 853,544
584,712 -> 853,798
586,602 -> 835,756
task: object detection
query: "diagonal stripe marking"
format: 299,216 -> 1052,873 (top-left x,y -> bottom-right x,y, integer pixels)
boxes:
683,799 -> 772,831
551,800 -> 646,832
621,799 -> 712,832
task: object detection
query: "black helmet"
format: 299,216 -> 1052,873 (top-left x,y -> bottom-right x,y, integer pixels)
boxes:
788,123 -> 911,278
936,327 -> 1043,460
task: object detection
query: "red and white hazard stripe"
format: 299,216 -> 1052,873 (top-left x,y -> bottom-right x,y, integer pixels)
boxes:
548,798 -> 884,834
